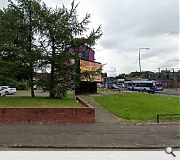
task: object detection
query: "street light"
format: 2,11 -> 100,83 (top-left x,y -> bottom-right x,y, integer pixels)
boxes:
138,48 -> 150,76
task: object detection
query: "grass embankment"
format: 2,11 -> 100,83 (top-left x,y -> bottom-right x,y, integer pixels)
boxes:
0,96 -> 81,108
94,92 -> 180,121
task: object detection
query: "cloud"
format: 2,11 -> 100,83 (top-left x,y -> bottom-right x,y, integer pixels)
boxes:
3,0 -> 178,74
94,0 -> 179,74
0,0 -> 7,9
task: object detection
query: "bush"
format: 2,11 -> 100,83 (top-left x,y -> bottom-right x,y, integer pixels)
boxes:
0,76 -> 29,90
0,76 -> 17,87
16,81 -> 29,90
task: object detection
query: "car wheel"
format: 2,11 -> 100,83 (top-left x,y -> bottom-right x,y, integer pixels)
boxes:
143,89 -> 146,92
5,91 -> 9,95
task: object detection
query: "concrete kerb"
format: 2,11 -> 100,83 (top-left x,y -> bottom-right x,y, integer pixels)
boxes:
1,144 -> 180,150
76,96 -> 94,109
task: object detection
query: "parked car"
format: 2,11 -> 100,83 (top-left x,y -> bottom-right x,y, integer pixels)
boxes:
97,83 -> 103,88
111,84 -> 119,89
0,88 -> 5,96
0,86 -> 16,95
156,83 -> 164,91
33,85 -> 37,90
117,83 -> 124,90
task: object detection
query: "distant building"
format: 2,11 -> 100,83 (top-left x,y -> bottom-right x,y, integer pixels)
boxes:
35,45 -> 102,93
74,45 -> 102,94
157,70 -> 180,88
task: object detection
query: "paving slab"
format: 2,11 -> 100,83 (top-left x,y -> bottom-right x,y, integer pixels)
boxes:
0,123 -> 179,149
0,94 -> 179,150
79,95 -> 120,123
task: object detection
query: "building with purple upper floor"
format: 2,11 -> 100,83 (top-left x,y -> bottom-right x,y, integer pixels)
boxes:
68,45 -> 102,94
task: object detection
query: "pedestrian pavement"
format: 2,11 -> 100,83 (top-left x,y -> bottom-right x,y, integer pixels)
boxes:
157,88 -> 180,96
79,95 -> 120,123
0,94 -> 179,150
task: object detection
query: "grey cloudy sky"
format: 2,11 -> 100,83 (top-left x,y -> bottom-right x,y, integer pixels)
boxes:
1,0 -> 179,75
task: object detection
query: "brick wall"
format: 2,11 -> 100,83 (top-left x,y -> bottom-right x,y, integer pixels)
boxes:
0,97 -> 95,123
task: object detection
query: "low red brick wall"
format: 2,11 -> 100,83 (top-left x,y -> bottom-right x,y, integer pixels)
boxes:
0,97 -> 95,123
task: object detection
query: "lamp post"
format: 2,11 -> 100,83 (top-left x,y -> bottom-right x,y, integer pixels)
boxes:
101,63 -> 108,88
138,48 -> 150,76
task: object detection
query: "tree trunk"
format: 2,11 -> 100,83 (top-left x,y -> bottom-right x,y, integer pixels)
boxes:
30,68 -> 35,97
49,38 -> 55,98
28,1 -> 35,97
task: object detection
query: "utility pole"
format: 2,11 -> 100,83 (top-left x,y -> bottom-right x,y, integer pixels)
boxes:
138,48 -> 150,76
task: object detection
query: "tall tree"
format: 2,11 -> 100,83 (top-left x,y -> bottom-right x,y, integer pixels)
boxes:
1,0 -> 43,97
0,0 -> 102,98
36,1 -> 102,98
0,7 -> 30,83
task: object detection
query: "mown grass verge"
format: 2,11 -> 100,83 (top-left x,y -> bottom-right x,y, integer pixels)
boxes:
0,96 -> 81,108
94,92 -> 180,121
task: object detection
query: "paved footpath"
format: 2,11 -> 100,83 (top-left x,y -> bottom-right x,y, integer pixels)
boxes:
0,95 -> 179,150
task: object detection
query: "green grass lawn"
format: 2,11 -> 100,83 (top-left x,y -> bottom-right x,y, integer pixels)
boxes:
0,96 -> 81,108
94,92 -> 180,121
